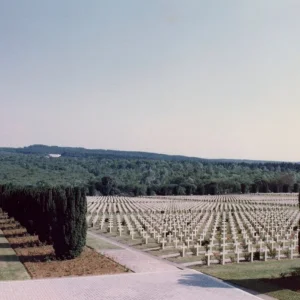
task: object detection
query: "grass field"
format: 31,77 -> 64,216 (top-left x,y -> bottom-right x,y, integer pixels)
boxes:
192,260 -> 300,300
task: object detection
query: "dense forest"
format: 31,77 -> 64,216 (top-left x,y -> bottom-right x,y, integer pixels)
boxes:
0,145 -> 300,196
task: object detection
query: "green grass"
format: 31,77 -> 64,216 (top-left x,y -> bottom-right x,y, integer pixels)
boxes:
0,231 -> 30,281
169,254 -> 205,263
86,232 -> 121,250
150,248 -> 181,257
134,243 -> 160,250
192,259 -> 300,300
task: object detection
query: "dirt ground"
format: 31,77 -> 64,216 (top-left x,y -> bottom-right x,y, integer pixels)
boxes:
0,212 -> 129,279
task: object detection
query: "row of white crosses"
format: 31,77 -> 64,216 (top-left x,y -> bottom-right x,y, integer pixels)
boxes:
87,195 -> 300,265
95,208 -> 298,248
87,194 -> 298,217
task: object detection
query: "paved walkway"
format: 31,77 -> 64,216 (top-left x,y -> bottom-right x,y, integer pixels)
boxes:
88,231 -> 180,273
0,269 -> 261,300
0,230 -> 30,281
0,231 -> 263,300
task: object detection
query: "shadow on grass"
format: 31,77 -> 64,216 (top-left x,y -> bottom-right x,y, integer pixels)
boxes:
178,273 -> 232,288
178,272 -> 300,296
263,269 -> 300,293
224,278 -> 280,294
0,242 -> 11,248
0,255 -> 20,262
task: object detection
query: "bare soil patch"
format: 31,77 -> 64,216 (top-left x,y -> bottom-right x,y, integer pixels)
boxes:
0,211 -> 129,279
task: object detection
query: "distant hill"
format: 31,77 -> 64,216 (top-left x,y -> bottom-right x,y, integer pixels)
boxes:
0,144 -> 290,164
1,144 -> 300,195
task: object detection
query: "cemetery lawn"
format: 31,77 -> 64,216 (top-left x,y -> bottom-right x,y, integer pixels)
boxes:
192,260 -> 300,300
0,213 -> 129,279
86,232 -> 121,250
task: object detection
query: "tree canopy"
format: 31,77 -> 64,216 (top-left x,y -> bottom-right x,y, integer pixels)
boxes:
1,145 -> 300,196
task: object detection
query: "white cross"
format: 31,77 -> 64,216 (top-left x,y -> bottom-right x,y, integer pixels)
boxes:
118,226 -> 125,236
156,233 -> 161,243
162,229 -> 168,238
258,240 -> 264,252
161,238 -> 166,250
144,234 -> 150,244
264,247 -> 268,261
198,236 -> 204,245
130,231 -> 135,240
289,246 -> 294,259
181,244 -> 187,257
194,243 -> 201,256
236,248 -> 241,264
205,251 -> 213,266
249,245 -> 254,262
173,238 -> 179,249
276,246 -> 281,260
179,232 -> 184,242
185,237 -> 192,248
293,236 -> 298,248
233,241 -> 240,252
220,249 -> 227,265
270,240 -> 276,250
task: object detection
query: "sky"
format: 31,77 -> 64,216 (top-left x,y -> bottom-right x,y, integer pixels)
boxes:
0,1 -> 300,162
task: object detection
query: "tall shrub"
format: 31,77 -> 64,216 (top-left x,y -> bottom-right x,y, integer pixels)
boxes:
52,187 -> 87,259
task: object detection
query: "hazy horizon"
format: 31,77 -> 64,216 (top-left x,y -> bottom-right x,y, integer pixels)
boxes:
2,143 -> 299,163
1,1 -> 300,162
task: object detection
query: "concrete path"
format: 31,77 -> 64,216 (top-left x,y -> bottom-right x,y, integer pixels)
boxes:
0,269 -> 261,300
0,230 -> 30,281
88,231 -> 179,273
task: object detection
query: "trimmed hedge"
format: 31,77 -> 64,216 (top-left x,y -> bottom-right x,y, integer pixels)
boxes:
0,185 -> 87,259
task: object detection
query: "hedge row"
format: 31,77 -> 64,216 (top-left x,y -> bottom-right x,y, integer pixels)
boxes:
0,185 -> 87,259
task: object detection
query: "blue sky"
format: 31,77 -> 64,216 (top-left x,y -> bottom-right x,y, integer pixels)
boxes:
1,1 -> 300,161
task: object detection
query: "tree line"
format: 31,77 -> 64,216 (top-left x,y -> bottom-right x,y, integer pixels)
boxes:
1,146 -> 300,196
89,175 -> 299,197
